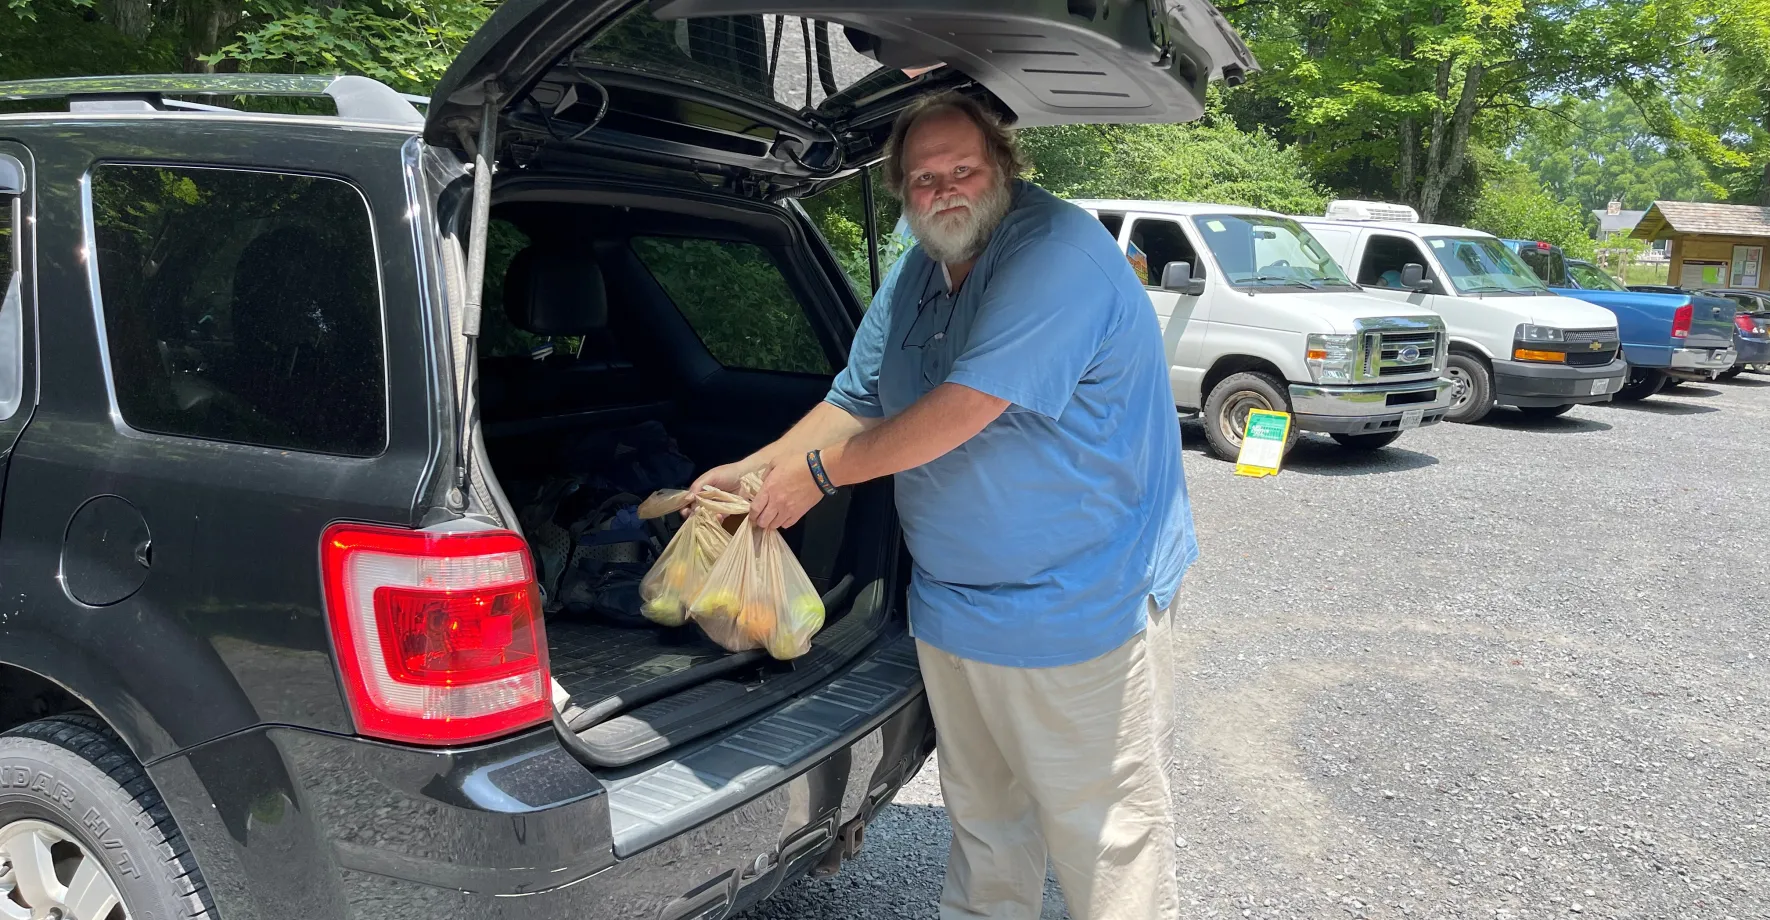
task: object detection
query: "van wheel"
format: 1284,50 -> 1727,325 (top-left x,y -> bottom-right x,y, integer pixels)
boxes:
1202,372 -> 1296,462
1517,404 -> 1573,419
1330,431 -> 1401,451
1659,376 -> 1684,391
0,716 -> 213,920
1443,353 -> 1495,424
1613,366 -> 1665,402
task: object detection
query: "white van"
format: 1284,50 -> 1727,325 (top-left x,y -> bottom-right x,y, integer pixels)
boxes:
1297,202 -> 1627,423
1071,200 -> 1454,460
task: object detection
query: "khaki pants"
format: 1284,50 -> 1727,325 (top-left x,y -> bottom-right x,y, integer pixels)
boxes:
916,600 -> 1177,920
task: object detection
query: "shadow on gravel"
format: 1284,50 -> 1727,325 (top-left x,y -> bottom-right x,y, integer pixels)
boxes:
1597,399 -> 1721,415
1662,385 -> 1723,398
1715,376 -> 1770,388
1282,439 -> 1440,476
1479,412 -> 1613,434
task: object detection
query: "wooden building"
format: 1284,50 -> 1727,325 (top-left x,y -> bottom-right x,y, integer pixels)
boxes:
1629,200 -> 1770,290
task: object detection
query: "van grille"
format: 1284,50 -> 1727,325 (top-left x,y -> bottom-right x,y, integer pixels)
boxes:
1362,330 -> 1441,380
1559,327 -> 1618,366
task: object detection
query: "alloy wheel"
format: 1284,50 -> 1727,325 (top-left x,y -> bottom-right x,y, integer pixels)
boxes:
0,820 -> 127,920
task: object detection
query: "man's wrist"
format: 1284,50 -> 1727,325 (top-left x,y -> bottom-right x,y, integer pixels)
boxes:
818,441 -> 853,488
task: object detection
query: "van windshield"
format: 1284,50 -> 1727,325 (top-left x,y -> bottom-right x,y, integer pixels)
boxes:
1192,214 -> 1356,290
1425,236 -> 1552,296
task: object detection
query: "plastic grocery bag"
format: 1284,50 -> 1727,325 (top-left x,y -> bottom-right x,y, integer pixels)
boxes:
636,485 -> 746,627
686,472 -> 827,659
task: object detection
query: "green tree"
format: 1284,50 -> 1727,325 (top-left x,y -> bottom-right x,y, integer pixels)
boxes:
1016,120 -> 1329,214
1,0 -> 489,92
1513,93 -> 1718,210
1467,165 -> 1599,259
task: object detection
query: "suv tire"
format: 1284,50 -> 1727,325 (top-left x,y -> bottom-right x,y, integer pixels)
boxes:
1517,404 -> 1573,419
0,716 -> 213,920
1443,352 -> 1495,424
1329,431 -> 1402,450
1202,371 -> 1296,462
1613,365 -> 1666,402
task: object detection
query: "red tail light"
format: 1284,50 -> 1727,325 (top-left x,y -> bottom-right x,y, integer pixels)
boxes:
1737,313 -> 1757,335
321,523 -> 551,746
1672,302 -> 1693,339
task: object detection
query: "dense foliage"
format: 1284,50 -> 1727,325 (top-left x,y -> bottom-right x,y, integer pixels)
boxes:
9,0 -> 1770,273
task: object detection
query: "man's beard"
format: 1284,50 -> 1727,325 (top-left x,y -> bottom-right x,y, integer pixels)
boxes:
906,177 -> 1013,265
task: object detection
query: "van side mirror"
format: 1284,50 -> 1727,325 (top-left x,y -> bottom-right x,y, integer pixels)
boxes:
1161,261 -> 1205,296
1400,262 -> 1432,292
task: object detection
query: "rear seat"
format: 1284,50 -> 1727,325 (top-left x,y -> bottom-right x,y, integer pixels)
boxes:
479,240 -> 660,427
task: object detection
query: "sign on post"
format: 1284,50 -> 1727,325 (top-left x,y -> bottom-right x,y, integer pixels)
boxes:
1234,409 -> 1292,478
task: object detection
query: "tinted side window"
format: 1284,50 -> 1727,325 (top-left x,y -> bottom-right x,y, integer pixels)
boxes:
1095,211 -> 1125,240
1356,235 -> 1434,288
0,192 -> 12,279
631,237 -> 831,374
1128,218 -> 1201,287
91,165 -> 385,456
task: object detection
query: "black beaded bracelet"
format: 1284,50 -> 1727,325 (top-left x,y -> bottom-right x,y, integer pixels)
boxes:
806,449 -> 839,497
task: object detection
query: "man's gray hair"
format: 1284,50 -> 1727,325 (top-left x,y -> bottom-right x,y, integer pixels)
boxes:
881,91 -> 1030,198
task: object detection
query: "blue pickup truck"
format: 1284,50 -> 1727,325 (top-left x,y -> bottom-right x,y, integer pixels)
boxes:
1505,240 -> 1738,400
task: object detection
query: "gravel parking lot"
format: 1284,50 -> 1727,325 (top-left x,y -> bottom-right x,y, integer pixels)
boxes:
741,375 -> 1770,920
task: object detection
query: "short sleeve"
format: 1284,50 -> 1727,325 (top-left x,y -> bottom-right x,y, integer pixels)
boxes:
824,250 -> 910,419
944,239 -> 1116,419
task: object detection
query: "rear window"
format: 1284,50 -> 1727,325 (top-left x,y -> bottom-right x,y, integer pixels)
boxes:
631,237 -> 831,375
1517,245 -> 1569,287
90,165 -> 386,456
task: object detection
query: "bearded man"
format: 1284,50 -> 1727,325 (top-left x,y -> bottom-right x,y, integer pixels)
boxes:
692,92 -> 1196,920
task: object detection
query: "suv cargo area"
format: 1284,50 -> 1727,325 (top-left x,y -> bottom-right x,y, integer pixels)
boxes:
466,190 -> 900,769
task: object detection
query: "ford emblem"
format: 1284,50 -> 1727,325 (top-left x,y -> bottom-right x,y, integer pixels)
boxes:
1398,345 -> 1421,362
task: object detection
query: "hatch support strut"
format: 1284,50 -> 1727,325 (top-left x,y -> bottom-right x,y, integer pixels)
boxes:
453,88 -> 499,505
860,167 -> 881,294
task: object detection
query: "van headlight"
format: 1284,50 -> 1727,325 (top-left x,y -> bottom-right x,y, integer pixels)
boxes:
1517,324 -> 1565,343
1305,334 -> 1357,384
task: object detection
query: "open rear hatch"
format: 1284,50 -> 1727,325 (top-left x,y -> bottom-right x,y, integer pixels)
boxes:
427,0 -> 1254,768
426,0 -> 1256,190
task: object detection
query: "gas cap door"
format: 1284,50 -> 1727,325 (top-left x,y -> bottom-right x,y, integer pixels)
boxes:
61,495 -> 152,606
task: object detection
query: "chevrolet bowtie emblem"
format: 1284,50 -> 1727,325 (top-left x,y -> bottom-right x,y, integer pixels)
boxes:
1589,341 -> 1605,350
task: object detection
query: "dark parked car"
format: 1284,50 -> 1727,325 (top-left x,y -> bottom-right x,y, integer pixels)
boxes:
0,4 -> 1255,920
1697,288 -> 1770,377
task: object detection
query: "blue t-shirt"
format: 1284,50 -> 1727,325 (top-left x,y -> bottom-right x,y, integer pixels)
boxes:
825,181 -> 1197,668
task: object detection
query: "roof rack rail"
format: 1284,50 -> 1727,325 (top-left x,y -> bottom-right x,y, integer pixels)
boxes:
0,74 -> 424,128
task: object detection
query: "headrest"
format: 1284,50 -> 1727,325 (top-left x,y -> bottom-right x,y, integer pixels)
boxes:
503,244 -> 609,336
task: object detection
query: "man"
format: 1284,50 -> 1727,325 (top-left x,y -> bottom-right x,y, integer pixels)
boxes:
691,92 -> 1197,920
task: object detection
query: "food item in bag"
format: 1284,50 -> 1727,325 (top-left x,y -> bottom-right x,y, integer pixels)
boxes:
687,473 -> 827,659
636,486 -> 745,627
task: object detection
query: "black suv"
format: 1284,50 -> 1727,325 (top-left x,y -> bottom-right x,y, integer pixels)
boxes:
0,3 -> 1250,918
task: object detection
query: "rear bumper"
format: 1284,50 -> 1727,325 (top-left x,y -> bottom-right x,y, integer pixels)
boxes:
1288,377 -> 1453,434
1667,346 -> 1738,379
147,637 -> 934,920
1493,357 -> 1628,407
1732,337 -> 1770,366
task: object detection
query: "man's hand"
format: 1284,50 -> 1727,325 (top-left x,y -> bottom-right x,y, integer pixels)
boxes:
689,460 -> 752,497
749,455 -> 825,530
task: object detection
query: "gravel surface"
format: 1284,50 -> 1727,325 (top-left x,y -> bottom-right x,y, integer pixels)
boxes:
739,376 -> 1770,920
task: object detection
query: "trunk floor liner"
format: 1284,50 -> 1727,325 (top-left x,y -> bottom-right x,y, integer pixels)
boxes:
547,619 -> 729,705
